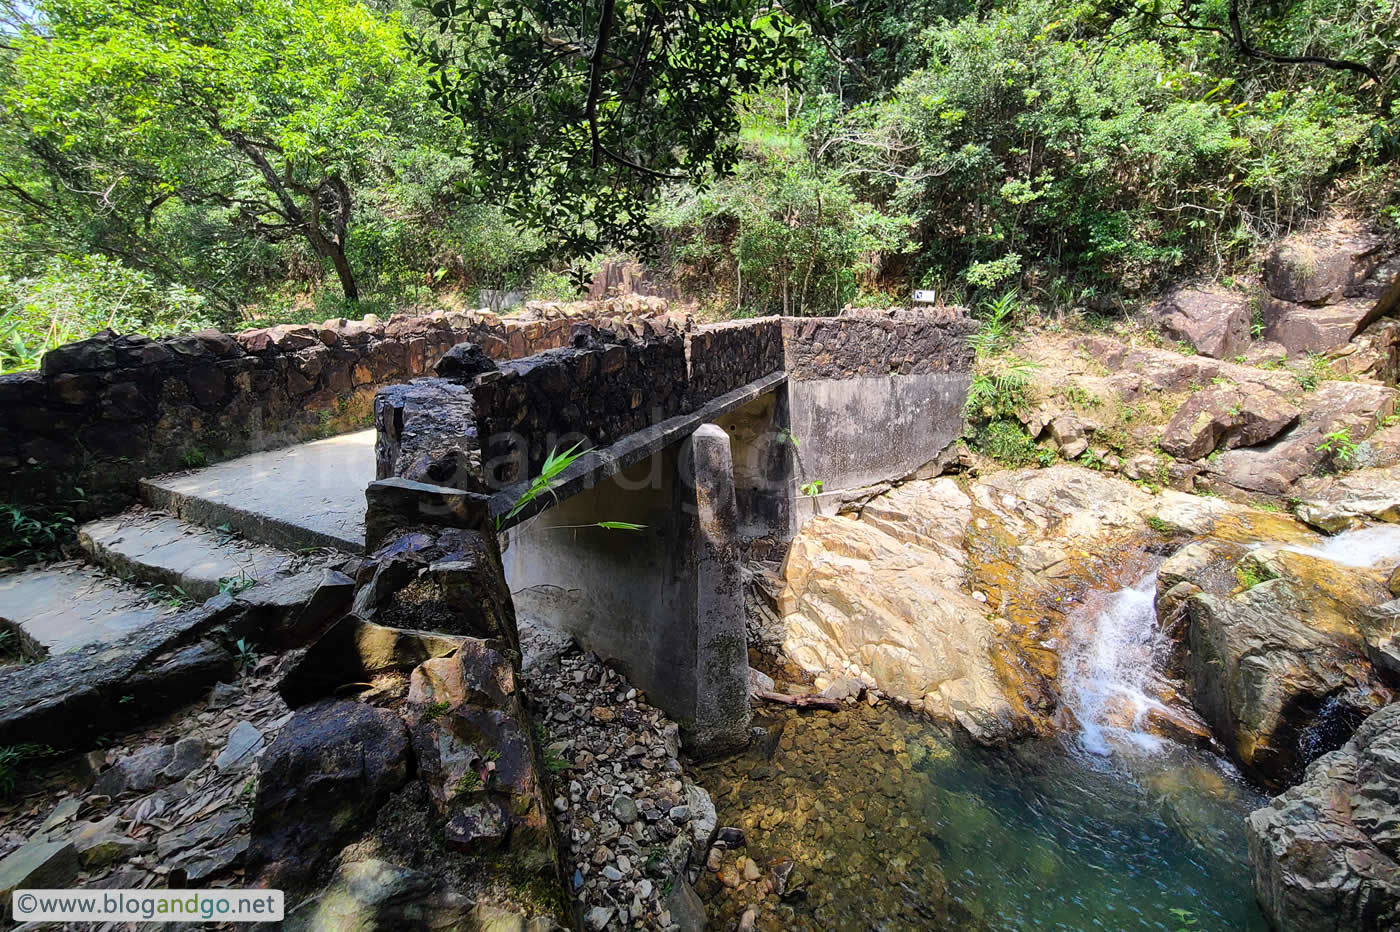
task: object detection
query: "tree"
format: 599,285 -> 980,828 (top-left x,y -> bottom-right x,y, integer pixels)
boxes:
413,0 -> 806,259
2,0 -> 445,303
653,93 -> 912,316
1100,0 -> 1391,108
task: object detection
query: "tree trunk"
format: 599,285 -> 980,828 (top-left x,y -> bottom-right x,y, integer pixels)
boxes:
228,135 -> 361,302
305,179 -> 358,302
322,239 -> 358,302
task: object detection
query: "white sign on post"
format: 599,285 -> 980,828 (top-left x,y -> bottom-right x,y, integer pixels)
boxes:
912,289 -> 937,304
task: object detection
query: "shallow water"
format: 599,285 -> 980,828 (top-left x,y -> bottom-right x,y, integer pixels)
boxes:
1281,522 -> 1400,567
696,704 -> 1268,930
921,737 -> 1268,931
700,552 -> 1277,930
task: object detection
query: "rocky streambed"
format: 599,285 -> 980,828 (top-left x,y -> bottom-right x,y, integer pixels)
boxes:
712,463 -> 1400,930
695,702 -> 1268,930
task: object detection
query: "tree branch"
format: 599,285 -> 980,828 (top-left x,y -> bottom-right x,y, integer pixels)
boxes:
0,174 -> 57,216
599,146 -> 686,181
585,0 -> 617,169
1226,0 -> 1380,84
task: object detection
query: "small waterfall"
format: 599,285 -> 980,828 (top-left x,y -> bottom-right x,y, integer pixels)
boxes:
1060,571 -> 1176,756
1059,522 -> 1400,759
1280,523 -> 1400,568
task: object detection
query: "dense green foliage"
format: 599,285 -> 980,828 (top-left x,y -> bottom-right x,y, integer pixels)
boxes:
0,0 -> 1394,360
413,0 -> 804,259
869,0 -> 1395,296
1,256 -> 210,369
652,96 -> 913,316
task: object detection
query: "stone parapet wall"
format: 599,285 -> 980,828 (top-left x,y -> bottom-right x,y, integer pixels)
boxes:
472,324 -> 690,488
379,307 -> 974,498
687,317 -> 785,405
0,301 -> 674,512
782,307 -> 974,380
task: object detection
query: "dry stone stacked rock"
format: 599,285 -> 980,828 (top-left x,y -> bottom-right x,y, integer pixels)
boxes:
0,302 -> 673,513
780,309 -> 975,381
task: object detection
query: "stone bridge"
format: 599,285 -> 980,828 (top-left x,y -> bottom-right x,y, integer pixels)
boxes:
370,310 -> 974,753
0,304 -> 973,758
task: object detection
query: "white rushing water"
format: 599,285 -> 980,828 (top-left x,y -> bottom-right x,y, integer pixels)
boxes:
1061,523 -> 1400,759
1059,571 -> 1173,757
1280,522 -> 1400,568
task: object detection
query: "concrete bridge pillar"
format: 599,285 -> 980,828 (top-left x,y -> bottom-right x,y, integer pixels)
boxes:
672,424 -> 751,756
503,425 -> 751,757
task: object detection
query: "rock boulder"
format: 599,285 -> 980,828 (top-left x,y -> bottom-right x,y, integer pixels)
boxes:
1207,381 -> 1397,497
779,512 -> 1033,744
1185,548 -> 1394,789
1264,225 -> 1383,305
1247,701 -> 1400,931
1152,284 -> 1252,358
1159,384 -> 1299,460
246,700 -> 411,891
1263,297 -> 1375,354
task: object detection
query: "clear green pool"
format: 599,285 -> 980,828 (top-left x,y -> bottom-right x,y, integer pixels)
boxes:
696,703 -> 1268,931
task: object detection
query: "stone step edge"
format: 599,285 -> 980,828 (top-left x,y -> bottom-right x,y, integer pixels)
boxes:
77,512 -> 303,603
139,477 -> 363,554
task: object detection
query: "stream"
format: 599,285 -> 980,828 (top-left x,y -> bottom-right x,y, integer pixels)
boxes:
698,523 -> 1400,929
699,575 -> 1266,929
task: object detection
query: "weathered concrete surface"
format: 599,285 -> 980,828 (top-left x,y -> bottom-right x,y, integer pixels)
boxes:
709,389 -> 792,538
488,373 -> 786,531
679,424 -> 752,755
0,564 -> 167,655
786,371 -> 970,514
79,511 -> 297,601
504,427 -> 751,756
0,593 -> 242,748
142,430 -> 375,552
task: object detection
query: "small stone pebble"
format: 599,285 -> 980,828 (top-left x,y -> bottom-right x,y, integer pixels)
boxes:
612,794 -> 639,824
524,641 -> 709,930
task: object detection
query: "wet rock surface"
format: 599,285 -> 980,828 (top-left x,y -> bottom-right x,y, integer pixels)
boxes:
775,465 -> 1301,745
1248,701 -> 1400,931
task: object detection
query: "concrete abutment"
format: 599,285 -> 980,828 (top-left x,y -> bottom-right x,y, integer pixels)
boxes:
504,425 -> 752,756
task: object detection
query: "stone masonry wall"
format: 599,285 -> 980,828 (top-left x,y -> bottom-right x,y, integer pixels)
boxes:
472,322 -> 690,488
687,317 -> 785,405
0,300 -> 674,513
380,307 -> 973,497
782,307 -> 975,380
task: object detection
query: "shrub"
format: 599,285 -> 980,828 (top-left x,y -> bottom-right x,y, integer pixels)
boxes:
1,255 -> 211,372
1,503 -> 77,566
974,418 -> 1042,467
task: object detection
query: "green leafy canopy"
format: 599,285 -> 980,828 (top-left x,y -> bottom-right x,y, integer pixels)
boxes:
412,0 -> 807,259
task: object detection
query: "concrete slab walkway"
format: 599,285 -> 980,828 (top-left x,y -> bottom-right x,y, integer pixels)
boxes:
0,564 -> 168,655
80,511 -> 298,601
141,431 -> 376,552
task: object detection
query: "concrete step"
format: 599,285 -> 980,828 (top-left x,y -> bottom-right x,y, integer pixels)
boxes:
0,562 -> 174,658
140,430 -> 377,552
79,510 -> 306,602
